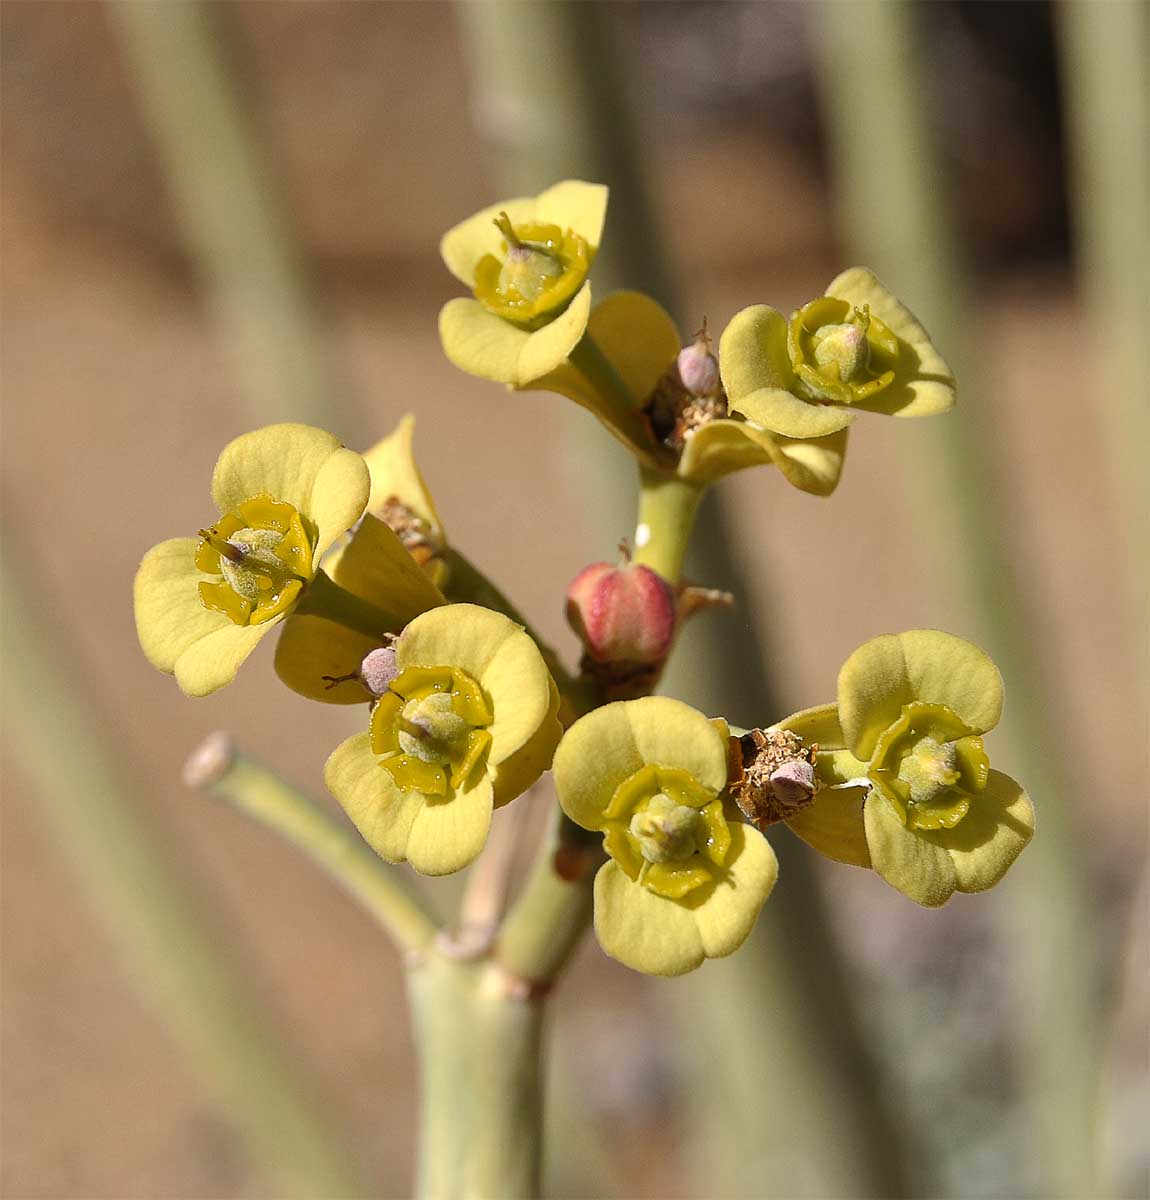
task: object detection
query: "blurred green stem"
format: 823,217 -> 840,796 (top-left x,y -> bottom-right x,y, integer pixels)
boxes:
813,3 -> 1103,1195
185,733 -> 439,954
1,558 -> 371,1198
633,469 -> 705,582
110,0 -> 336,427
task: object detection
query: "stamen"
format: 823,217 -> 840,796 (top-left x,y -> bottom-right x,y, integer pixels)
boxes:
493,211 -> 522,250
198,528 -> 245,564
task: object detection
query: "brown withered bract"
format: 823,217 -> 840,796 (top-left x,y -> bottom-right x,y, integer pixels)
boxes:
642,364 -> 729,453
728,727 -> 819,829
379,495 -> 445,570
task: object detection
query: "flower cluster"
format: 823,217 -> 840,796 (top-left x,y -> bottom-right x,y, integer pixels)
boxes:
134,180 -> 1032,981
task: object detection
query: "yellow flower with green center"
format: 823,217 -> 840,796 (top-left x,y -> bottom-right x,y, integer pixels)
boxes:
554,697 -> 778,976
325,604 -> 561,876
439,180 -> 607,388
719,267 -> 956,442
539,289 -> 848,494
774,630 -> 1034,907
134,424 -> 371,696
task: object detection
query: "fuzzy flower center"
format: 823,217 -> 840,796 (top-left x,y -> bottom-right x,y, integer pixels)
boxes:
473,213 -> 591,331
629,793 -> 700,864
868,701 -> 990,831
195,493 -> 314,626
600,764 -> 731,900
789,297 -> 900,406
370,665 -> 493,798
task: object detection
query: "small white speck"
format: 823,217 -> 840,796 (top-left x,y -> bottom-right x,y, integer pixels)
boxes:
635,523 -> 651,547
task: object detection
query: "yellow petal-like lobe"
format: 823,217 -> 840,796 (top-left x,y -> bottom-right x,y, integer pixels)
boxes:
362,415 -> 445,537
326,515 -> 447,621
534,180 -> 609,250
516,282 -> 593,383
838,630 -> 1004,759
210,424 -> 369,556
404,776 -> 495,876
688,821 -> 778,959
134,537 -> 278,695
273,615 -> 376,704
440,195 -> 536,286
439,284 -> 592,388
173,621 -> 275,697
770,428 -> 849,496
733,388 -> 856,438
325,732 -> 423,863
786,785 -> 872,868
678,419 -> 776,482
594,860 -> 705,976
773,702 -> 846,750
864,789 -> 957,906
554,698 -> 728,831
825,268 -> 956,418
396,605 -> 554,767
135,538 -> 230,673
923,770 -> 1034,893
718,305 -> 795,400
489,678 -> 562,808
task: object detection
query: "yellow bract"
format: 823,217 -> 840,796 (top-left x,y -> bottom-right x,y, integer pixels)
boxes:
324,604 -> 561,876
134,424 -> 371,697
774,631 -> 1034,906
553,697 -> 778,975
439,181 -> 607,388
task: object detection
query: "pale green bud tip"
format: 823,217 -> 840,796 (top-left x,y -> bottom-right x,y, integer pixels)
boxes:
398,692 -> 469,762
811,307 -> 870,382
629,793 -> 700,863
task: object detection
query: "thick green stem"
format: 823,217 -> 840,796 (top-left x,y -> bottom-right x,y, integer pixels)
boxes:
295,568 -> 404,639
408,956 -> 544,1200
185,734 -> 439,954
632,468 -> 706,583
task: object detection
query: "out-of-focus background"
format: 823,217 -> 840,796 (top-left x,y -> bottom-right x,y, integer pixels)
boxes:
2,2 -> 1146,1198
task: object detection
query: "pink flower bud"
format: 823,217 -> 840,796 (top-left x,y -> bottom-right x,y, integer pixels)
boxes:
360,646 -> 399,696
676,334 -> 720,398
566,561 -> 677,665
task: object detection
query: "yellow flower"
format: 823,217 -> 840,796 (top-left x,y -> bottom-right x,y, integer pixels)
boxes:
540,289 -> 847,494
554,697 -> 778,975
720,268 -> 955,441
438,181 -> 608,387
325,604 -> 561,876
134,424 -> 370,696
775,631 -> 1034,907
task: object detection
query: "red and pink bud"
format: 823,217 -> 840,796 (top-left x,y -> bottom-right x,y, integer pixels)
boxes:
566,560 -> 677,666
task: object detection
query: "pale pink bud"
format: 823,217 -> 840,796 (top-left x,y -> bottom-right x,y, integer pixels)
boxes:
566,561 -> 677,665
676,334 -> 720,398
768,759 -> 817,807
360,646 -> 399,696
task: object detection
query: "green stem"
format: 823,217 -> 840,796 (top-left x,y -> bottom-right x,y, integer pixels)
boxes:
442,548 -> 578,697
185,734 -> 439,954
408,955 -> 544,1200
109,1 -> 337,427
497,809 -> 600,986
295,568 -> 404,639
2,556 -> 371,1198
814,3 -> 1102,1195
632,467 -> 706,583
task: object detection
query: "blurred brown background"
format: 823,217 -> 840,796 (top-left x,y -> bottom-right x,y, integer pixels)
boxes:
2,2 -> 1145,1198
